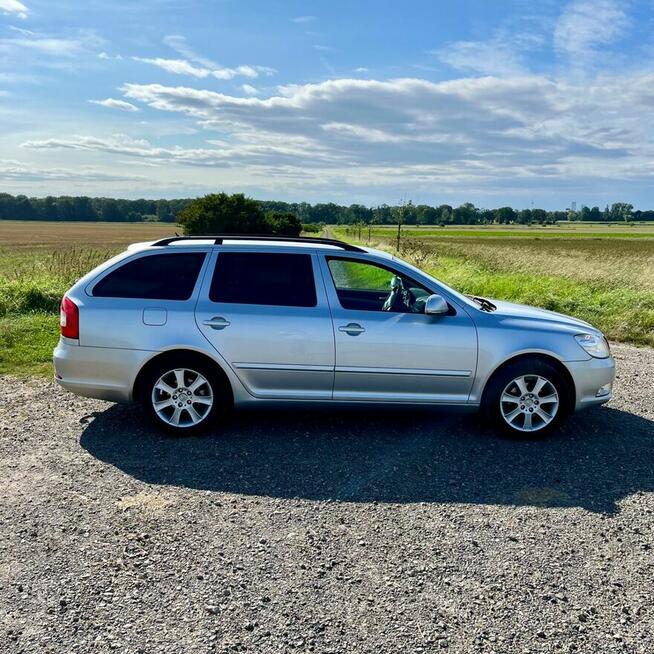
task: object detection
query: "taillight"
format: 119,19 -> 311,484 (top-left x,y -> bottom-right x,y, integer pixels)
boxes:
60,295 -> 79,339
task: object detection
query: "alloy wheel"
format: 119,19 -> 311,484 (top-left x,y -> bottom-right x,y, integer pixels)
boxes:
151,368 -> 214,428
499,374 -> 559,433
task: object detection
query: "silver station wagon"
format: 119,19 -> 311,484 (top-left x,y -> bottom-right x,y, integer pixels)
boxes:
54,235 -> 615,437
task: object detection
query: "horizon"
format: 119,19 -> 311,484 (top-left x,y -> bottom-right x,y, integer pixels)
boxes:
2,1 -> 654,209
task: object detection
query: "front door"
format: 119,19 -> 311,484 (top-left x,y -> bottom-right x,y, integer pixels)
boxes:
196,249 -> 334,400
320,255 -> 477,403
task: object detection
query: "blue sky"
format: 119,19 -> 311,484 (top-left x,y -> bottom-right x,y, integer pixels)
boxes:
1,0 -> 654,208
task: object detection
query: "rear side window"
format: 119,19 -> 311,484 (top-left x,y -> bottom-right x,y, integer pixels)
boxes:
93,252 -> 205,300
210,252 -> 317,307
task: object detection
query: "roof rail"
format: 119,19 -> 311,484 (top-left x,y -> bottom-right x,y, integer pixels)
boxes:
150,234 -> 366,252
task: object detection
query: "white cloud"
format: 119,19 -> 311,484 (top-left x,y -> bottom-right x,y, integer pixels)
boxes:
241,84 -> 258,96
554,0 -> 630,63
162,34 -> 217,68
292,16 -> 316,24
133,56 -> 274,80
0,0 -> 28,19
103,73 -> 654,198
435,39 -> 527,77
89,98 -> 139,112
0,28 -> 103,58
0,159 -> 147,183
133,56 -> 211,78
98,51 -> 122,60
21,130 -> 339,169
213,64 -> 258,80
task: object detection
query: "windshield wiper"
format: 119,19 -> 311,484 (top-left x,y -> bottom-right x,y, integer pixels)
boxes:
468,295 -> 496,312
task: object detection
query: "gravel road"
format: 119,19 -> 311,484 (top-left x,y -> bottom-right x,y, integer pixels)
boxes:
1,342 -> 653,654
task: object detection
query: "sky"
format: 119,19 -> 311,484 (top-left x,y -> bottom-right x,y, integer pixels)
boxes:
1,0 -> 654,209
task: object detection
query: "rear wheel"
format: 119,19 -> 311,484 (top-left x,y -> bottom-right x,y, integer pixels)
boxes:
141,356 -> 227,434
483,359 -> 570,437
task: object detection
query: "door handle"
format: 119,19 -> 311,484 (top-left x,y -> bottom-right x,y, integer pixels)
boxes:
338,322 -> 365,336
203,316 -> 231,330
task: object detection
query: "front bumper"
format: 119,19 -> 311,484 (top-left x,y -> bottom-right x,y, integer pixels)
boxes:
565,355 -> 616,411
53,338 -> 150,403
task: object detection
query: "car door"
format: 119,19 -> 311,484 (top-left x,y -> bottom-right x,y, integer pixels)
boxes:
320,255 -> 477,403
195,248 -> 335,400
82,249 -> 209,349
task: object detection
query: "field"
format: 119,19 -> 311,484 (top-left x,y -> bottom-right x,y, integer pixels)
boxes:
1,220 -> 653,375
333,223 -> 654,348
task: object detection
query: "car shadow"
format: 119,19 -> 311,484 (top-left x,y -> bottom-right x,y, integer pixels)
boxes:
79,404 -> 654,514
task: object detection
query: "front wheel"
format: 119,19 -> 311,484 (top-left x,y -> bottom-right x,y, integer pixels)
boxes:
483,359 -> 570,437
142,357 -> 226,434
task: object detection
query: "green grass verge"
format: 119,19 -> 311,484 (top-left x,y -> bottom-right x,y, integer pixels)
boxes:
0,313 -> 59,376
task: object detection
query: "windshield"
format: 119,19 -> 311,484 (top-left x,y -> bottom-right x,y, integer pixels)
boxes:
389,254 -> 481,309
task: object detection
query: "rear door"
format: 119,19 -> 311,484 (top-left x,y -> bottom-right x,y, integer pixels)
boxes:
195,249 -> 335,399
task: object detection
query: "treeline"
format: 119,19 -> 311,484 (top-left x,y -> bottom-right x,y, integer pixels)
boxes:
1,193 -> 653,225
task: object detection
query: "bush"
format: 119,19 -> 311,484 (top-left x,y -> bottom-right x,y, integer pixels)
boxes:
179,193 -> 270,235
265,211 -> 302,236
179,194 -> 303,236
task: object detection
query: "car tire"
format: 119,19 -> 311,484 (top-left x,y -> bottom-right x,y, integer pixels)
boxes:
482,359 -> 571,438
141,355 -> 228,435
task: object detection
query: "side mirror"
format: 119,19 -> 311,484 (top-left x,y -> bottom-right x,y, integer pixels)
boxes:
425,294 -> 449,315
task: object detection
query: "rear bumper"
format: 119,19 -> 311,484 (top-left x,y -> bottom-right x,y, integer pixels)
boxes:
53,339 -> 150,403
565,355 -> 616,411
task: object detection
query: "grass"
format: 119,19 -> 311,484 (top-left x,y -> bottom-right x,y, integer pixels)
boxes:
0,219 -> 652,375
0,313 -> 57,376
334,226 -> 654,347
348,225 -> 654,238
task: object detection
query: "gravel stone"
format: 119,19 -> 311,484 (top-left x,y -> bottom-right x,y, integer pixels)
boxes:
0,342 -> 653,653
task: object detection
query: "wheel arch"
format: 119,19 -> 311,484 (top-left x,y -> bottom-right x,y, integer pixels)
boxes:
480,352 -> 576,412
132,348 -> 234,406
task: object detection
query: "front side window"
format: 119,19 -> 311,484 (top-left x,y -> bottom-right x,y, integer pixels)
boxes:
327,257 -> 431,313
210,252 -> 317,307
93,252 -> 206,300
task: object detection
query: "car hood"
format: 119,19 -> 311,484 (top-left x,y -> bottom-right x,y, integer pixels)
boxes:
488,299 -> 597,333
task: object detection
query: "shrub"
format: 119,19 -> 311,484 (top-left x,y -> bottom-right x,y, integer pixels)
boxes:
265,211 -> 302,236
179,193 -> 270,235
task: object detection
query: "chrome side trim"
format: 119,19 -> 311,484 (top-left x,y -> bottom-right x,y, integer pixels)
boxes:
335,366 -> 472,377
233,362 -> 334,372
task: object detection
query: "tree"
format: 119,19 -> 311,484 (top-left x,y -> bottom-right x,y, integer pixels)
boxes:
453,203 -> 478,224
517,209 -> 532,224
416,205 -> 439,225
608,202 -> 633,222
531,208 -> 547,224
493,206 -> 516,224
265,211 -> 302,236
437,204 -> 453,225
589,206 -> 602,221
179,193 -> 270,235
101,199 -> 122,222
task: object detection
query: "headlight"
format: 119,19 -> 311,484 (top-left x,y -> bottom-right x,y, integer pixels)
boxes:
575,333 -> 610,358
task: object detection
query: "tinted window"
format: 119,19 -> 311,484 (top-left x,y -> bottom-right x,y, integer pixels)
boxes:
210,252 -> 316,307
93,253 -> 205,300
